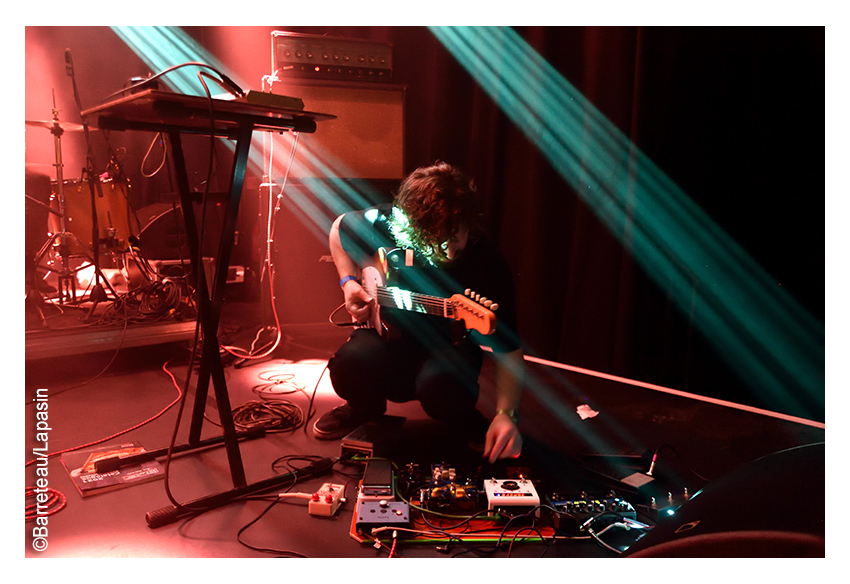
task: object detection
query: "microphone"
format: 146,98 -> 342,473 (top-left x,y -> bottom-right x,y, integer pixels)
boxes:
64,49 -> 74,77
64,48 -> 85,113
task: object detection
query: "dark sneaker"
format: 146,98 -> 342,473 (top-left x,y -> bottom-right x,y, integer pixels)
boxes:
312,403 -> 369,440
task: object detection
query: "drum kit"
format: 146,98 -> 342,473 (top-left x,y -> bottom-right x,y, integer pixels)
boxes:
26,92 -> 133,313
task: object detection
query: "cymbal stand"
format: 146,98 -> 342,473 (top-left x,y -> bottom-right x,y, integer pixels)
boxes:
32,94 -> 77,304
66,49 -> 116,317
31,92 -> 115,309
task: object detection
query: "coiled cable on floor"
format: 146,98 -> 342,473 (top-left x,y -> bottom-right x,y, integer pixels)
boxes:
230,400 -> 304,433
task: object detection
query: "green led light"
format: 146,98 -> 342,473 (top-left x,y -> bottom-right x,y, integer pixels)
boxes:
385,207 -> 441,267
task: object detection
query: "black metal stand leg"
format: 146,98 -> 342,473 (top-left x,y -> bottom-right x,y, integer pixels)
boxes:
141,126 -> 336,527
167,130 -> 248,488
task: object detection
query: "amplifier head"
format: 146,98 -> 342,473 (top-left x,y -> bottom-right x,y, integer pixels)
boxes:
272,30 -> 393,83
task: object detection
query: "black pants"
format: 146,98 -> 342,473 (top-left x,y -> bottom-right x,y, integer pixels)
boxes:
328,328 -> 485,429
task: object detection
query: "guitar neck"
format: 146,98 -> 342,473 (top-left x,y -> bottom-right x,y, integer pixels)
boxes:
375,286 -> 452,318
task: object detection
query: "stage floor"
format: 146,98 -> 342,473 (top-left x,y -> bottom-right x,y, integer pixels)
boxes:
23,301 -> 826,561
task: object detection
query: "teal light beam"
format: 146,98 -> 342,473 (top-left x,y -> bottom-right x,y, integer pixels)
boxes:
111,25 -> 274,186
111,26 -> 235,96
112,26 -> 392,259
112,26 -> 392,218
111,26 -> 386,230
430,26 -> 823,414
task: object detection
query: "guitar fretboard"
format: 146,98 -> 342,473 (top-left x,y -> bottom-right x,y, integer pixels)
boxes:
375,286 -> 453,318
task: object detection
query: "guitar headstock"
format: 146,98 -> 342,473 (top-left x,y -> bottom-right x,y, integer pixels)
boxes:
450,290 -> 498,335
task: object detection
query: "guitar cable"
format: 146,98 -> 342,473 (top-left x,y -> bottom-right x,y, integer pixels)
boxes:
219,128 -> 300,361
328,303 -> 361,328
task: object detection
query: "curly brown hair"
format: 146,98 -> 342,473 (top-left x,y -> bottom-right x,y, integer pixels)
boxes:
392,162 -> 482,262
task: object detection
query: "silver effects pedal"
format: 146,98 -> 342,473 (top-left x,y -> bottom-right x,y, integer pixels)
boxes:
484,477 -> 541,516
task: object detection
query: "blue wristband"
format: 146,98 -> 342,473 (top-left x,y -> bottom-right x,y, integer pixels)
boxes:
339,275 -> 360,288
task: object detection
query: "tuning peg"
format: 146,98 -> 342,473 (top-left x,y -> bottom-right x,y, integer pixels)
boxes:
490,303 -> 499,311
464,288 -> 472,296
483,300 -> 493,308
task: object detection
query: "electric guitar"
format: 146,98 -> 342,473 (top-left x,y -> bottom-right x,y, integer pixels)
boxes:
358,265 -> 498,338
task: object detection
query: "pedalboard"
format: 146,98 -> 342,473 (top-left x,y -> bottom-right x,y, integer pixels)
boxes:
484,477 -> 541,516
308,483 -> 346,517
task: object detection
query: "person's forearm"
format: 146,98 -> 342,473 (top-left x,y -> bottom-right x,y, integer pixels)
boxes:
493,347 -> 525,414
329,215 -> 360,281
484,347 -> 525,462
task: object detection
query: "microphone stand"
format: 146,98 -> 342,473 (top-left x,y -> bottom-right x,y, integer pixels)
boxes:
65,49 -> 116,317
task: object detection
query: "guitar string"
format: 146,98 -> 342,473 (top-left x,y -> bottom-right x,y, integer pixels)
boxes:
373,286 -> 488,307
373,286 -> 493,317
374,287 -> 450,315
374,287 -> 451,305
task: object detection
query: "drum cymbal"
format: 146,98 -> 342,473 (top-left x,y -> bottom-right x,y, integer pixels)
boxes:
25,119 -> 94,132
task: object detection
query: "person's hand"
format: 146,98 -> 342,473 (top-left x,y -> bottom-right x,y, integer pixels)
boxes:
483,413 -> 522,464
343,281 -> 374,324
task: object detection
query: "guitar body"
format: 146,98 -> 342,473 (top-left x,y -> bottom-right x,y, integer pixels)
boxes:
359,265 -> 390,338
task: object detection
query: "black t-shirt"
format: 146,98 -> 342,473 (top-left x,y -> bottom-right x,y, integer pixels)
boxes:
339,205 -> 521,353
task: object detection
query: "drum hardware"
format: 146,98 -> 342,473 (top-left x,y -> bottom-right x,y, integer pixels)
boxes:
24,119 -> 87,132
25,193 -> 62,217
28,93 -> 82,304
28,87 -> 116,310
67,48 -> 118,317
48,176 -> 132,253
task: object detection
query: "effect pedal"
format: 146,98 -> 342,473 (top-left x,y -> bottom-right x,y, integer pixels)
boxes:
355,499 -> 410,532
308,483 -> 346,517
546,492 -> 637,530
484,477 -> 541,516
